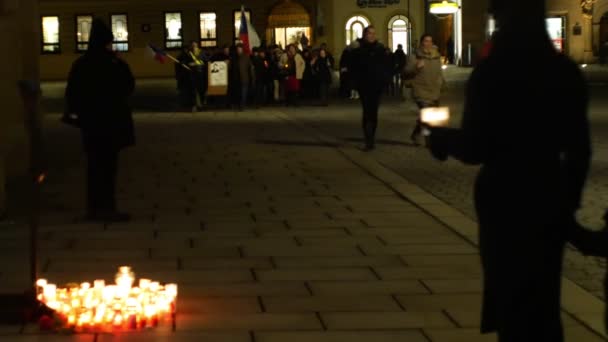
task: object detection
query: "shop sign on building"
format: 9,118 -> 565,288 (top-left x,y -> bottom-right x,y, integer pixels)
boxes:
357,0 -> 400,8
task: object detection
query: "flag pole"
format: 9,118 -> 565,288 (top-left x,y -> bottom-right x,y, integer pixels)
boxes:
166,54 -> 192,71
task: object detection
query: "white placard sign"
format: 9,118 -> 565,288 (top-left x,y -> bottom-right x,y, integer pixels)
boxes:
209,61 -> 228,87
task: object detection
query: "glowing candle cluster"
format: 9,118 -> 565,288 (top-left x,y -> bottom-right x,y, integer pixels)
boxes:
36,266 -> 177,332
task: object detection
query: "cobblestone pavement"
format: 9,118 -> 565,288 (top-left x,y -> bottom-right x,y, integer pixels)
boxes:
281,70 -> 608,300
0,109 -> 604,341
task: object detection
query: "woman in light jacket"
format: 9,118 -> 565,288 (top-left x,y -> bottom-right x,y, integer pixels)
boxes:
406,34 -> 445,145
280,44 -> 306,106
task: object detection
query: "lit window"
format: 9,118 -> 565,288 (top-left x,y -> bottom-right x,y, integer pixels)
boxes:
345,15 -> 370,46
199,12 -> 217,47
165,12 -> 183,49
388,15 -> 409,53
111,14 -> 129,52
76,15 -> 92,52
42,16 -> 60,53
234,10 -> 251,40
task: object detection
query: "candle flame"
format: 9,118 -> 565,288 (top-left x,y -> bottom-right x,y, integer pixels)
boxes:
36,267 -> 177,332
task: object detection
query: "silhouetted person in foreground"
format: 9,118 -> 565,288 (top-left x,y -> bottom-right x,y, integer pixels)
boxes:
65,18 -> 135,223
424,0 -> 591,340
352,26 -> 391,151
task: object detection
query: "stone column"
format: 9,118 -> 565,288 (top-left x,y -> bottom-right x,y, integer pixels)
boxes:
0,0 -> 40,216
584,16 -> 595,62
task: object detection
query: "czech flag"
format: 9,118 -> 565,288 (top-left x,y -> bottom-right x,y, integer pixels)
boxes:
239,5 -> 260,55
148,43 -> 169,64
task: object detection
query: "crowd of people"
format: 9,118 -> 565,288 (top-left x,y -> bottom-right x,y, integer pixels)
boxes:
61,2 -> 605,340
174,41 -> 338,111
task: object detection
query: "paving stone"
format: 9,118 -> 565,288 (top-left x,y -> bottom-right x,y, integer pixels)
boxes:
97,332 -> 252,342
374,266 -> 481,280
46,259 -> 177,273
255,268 -> 377,281
273,256 -> 404,268
255,331 -> 428,342
321,311 -> 454,330
259,228 -> 349,237
178,297 -> 261,314
262,295 -> 401,312
194,238 -> 297,248
297,236 -> 385,246
151,247 -> 241,258
172,313 -> 322,331
181,257 -> 273,270
423,329 -> 497,342
422,279 -> 483,294
286,220 -> 367,230
403,255 -> 481,267
564,325 -> 608,342
309,280 -> 429,296
361,244 -> 477,256
177,282 -> 309,297
347,226 -> 450,237
395,294 -> 482,311
72,239 -> 190,250
243,245 -> 363,257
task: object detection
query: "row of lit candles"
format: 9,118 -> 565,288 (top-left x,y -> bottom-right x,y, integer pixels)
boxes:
36,267 -> 177,331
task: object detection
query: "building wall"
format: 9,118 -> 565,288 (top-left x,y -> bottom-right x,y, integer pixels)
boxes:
329,0 -> 425,52
546,0 -> 588,62
0,0 -> 39,215
39,0 -> 319,80
38,0 -> 434,80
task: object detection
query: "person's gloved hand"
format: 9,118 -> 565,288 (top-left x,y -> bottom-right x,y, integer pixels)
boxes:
423,124 -> 450,162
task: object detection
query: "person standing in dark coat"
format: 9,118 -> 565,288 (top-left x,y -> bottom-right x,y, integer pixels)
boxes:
64,18 -> 135,222
424,0 -> 591,340
252,48 -> 270,107
351,26 -> 391,151
312,48 -> 333,106
175,47 -> 194,110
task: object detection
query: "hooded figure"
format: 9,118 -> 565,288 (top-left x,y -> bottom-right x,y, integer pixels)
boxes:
65,18 -> 135,222
424,0 -> 591,340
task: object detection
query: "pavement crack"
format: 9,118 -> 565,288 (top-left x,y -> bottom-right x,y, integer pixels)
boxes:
391,294 -> 407,311
441,309 -> 462,328
304,281 -> 314,296
315,312 -> 328,330
257,296 -> 266,313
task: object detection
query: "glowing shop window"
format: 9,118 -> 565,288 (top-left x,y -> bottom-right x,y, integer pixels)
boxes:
345,15 -> 370,46
76,15 -> 93,52
200,12 -> 217,47
388,15 -> 410,53
111,14 -> 129,52
42,16 -> 60,53
165,12 -> 183,49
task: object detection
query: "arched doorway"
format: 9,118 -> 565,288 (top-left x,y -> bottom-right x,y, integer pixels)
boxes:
345,15 -> 370,46
388,15 -> 410,53
267,0 -> 311,50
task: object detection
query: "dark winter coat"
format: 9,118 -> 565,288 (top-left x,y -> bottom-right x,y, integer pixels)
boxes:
313,57 -> 333,84
65,19 -> 135,152
351,40 -> 392,92
427,34 -> 591,337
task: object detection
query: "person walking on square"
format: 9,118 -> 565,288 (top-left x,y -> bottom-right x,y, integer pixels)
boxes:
423,0 -> 591,340
64,18 -> 134,222
393,44 -> 407,100
406,34 -> 445,145
351,26 -> 391,151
